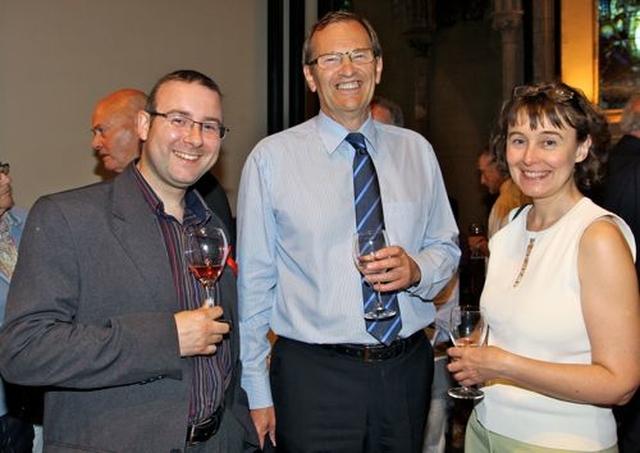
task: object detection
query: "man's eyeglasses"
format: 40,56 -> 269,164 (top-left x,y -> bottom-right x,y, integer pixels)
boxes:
306,48 -> 377,69
147,111 -> 229,139
512,84 -> 575,103
0,162 -> 10,175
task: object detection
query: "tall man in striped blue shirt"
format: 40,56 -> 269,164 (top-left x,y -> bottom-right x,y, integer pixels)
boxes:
0,70 -> 258,453
237,11 -> 460,453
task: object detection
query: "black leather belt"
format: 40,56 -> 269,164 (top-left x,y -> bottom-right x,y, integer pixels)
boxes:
186,405 -> 224,445
320,331 -> 423,362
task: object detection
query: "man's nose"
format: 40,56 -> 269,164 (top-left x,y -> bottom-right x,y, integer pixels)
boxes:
92,133 -> 103,151
184,122 -> 204,145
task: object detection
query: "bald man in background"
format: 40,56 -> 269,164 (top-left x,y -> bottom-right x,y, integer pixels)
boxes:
90,88 -> 236,249
91,88 -> 147,176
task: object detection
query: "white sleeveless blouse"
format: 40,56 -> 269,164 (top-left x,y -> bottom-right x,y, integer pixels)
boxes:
477,197 -> 635,450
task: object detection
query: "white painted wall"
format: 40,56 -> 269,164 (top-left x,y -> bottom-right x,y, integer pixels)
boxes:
0,0 -> 267,211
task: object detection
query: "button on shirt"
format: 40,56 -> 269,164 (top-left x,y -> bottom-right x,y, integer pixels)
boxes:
237,113 -> 460,409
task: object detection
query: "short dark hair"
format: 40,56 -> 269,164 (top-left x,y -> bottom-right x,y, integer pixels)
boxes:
145,69 -> 223,113
302,11 -> 382,66
491,81 -> 610,192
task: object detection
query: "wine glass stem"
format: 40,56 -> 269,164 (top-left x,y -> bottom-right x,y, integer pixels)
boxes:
204,285 -> 215,307
374,290 -> 385,312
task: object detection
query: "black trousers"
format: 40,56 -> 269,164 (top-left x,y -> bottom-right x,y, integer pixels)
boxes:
616,389 -> 640,453
0,413 -> 33,453
270,334 -> 433,453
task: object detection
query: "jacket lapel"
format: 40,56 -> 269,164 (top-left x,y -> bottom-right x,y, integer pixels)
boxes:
110,167 -> 176,310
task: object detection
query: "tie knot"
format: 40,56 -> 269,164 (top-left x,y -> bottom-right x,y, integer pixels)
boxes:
345,133 -> 366,153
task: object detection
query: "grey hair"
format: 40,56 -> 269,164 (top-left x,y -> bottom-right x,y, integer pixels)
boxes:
302,11 -> 382,66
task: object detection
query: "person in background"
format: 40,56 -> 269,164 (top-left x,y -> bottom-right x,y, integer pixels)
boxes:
91,88 -> 148,176
595,96 -> 640,277
448,81 -> 640,452
91,88 -> 236,250
0,69 -> 258,452
238,11 -> 459,453
194,171 -> 236,253
370,95 -> 404,128
370,95 -> 456,453
0,163 -> 35,452
468,149 -> 530,257
593,95 -> 640,453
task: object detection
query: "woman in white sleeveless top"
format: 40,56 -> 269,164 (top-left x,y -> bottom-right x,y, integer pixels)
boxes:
448,82 -> 640,452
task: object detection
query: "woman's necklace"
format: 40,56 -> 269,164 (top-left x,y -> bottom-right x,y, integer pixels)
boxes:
512,237 -> 535,288
511,197 -> 582,288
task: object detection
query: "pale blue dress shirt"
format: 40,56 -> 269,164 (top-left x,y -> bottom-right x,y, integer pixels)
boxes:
237,112 -> 460,409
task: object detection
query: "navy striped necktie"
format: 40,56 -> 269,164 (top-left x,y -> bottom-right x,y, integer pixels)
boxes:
347,132 -> 402,345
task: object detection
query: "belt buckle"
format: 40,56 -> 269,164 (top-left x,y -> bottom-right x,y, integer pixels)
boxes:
186,424 -> 200,445
363,347 -> 372,362
186,410 -> 221,445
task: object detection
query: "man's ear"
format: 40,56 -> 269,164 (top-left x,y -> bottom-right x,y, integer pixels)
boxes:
137,110 -> 151,141
303,65 -> 318,93
375,56 -> 383,85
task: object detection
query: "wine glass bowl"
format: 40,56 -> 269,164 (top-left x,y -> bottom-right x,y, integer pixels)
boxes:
352,230 -> 397,320
447,305 -> 488,401
185,225 -> 229,307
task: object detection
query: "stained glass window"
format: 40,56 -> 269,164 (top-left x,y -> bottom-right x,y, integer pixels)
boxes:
598,0 -> 640,110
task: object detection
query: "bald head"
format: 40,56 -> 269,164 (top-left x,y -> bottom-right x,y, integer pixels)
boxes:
91,88 -> 147,174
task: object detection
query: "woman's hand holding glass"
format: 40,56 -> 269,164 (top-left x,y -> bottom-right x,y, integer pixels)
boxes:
446,305 -> 489,400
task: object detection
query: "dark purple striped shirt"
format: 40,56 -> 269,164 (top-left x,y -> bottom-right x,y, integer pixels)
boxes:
132,165 -> 232,424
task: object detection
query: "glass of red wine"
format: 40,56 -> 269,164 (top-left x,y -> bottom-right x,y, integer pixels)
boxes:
185,224 -> 229,308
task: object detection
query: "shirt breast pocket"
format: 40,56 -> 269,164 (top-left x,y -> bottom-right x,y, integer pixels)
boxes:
383,201 -> 425,247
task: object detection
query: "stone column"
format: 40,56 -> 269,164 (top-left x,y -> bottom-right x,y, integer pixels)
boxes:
532,0 -> 556,83
493,0 -> 524,101
393,0 -> 436,137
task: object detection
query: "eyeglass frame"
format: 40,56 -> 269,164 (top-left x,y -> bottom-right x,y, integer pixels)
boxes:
146,110 -> 229,139
0,162 -> 10,175
305,48 -> 378,69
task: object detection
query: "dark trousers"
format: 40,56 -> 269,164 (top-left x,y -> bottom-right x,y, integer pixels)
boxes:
270,334 -> 433,453
0,413 -> 34,453
616,390 -> 640,453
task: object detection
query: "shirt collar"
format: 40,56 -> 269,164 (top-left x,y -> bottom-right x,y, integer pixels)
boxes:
184,190 -> 211,226
2,210 -> 20,230
0,212 -> 16,237
131,161 -> 211,225
317,111 -> 378,156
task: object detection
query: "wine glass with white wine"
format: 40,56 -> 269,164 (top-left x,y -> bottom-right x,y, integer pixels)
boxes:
447,305 -> 488,400
352,229 -> 397,320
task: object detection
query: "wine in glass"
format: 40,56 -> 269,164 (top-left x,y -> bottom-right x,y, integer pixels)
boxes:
447,305 -> 488,400
185,225 -> 229,308
353,229 -> 397,320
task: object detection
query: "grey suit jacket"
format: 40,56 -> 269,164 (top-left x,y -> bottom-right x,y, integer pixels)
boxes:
0,166 -> 258,453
